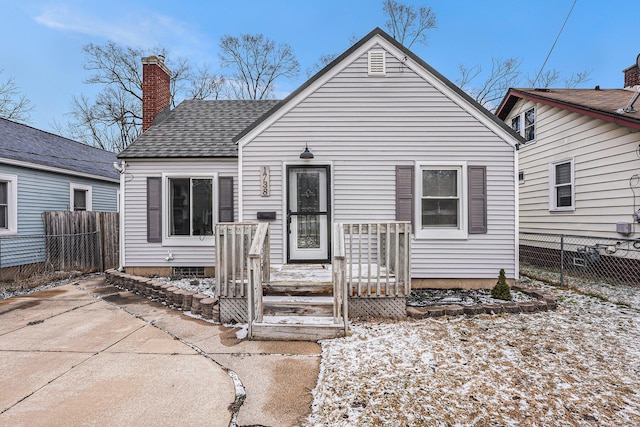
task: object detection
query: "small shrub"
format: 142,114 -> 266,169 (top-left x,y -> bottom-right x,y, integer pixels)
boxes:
491,269 -> 512,301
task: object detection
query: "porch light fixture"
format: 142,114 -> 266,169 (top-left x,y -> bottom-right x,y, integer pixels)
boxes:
299,144 -> 314,159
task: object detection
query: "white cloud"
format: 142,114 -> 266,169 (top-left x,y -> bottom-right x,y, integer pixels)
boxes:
33,3 -> 203,51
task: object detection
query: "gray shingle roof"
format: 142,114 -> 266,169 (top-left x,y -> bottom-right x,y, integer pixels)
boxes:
118,99 -> 280,159
0,118 -> 119,181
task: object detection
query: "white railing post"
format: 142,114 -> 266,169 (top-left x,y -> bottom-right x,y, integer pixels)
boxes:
332,222 -> 347,327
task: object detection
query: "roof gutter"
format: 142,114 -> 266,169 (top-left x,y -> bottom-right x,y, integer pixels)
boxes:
0,157 -> 120,183
501,89 -> 640,131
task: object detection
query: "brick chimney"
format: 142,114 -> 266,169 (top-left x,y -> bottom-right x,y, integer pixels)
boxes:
142,55 -> 171,132
623,55 -> 640,88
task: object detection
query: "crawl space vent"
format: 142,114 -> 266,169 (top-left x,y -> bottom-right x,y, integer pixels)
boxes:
368,50 -> 386,76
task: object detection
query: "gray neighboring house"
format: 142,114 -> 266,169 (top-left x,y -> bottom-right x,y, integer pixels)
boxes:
119,28 -> 521,287
0,118 -> 119,268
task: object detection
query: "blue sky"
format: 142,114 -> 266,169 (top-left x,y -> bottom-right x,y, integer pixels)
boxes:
2,0 -> 638,135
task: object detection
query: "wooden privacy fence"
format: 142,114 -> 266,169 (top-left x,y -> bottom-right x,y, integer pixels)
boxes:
43,211 -> 119,271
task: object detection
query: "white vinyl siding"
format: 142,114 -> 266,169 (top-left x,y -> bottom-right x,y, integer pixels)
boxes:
241,43 -> 517,279
510,98 -> 640,237
122,158 -> 237,267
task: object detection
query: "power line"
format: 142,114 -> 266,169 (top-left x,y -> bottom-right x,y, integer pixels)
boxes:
513,0 -> 578,120
530,0 -> 578,89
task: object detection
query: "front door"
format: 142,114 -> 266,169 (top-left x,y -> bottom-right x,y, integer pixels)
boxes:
287,166 -> 330,262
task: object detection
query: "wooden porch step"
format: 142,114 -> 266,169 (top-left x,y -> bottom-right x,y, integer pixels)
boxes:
263,295 -> 334,317
264,281 -> 333,296
251,315 -> 346,341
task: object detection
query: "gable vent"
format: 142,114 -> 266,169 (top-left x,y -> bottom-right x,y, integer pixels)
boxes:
368,50 -> 386,76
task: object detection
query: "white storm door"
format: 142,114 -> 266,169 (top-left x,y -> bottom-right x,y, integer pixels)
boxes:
287,167 -> 329,262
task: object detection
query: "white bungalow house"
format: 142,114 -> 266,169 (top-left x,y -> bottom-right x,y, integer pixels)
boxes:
117,28 -> 521,333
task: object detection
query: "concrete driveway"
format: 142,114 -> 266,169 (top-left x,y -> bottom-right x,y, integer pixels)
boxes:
0,276 -> 321,427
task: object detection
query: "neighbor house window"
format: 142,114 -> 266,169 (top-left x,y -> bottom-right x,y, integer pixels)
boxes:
70,183 -> 92,211
511,107 -> 535,143
518,171 -> 525,184
0,174 -> 18,235
549,158 -> 574,211
415,163 -> 467,239
167,176 -> 214,238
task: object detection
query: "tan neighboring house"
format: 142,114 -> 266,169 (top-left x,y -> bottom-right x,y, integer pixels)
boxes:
497,59 -> 640,240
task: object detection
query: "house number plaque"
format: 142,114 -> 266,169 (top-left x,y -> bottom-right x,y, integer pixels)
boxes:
260,166 -> 270,197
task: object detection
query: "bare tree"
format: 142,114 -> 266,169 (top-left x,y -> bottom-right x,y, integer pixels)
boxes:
306,53 -> 339,78
60,41 -> 224,152
0,70 -> 34,123
382,0 -> 436,48
458,58 -> 593,112
563,68 -> 592,88
457,57 -> 522,110
525,67 -> 591,88
219,33 -> 300,100
526,69 -> 561,88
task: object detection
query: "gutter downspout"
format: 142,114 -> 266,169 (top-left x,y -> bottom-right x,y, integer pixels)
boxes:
238,144 -> 243,221
117,160 -> 126,271
514,147 -> 519,281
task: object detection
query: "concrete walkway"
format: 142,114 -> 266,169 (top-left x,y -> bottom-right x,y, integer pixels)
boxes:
0,276 -> 321,427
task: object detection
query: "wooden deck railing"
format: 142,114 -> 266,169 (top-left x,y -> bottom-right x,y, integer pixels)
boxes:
339,222 -> 411,297
246,223 -> 270,338
332,223 -> 348,333
215,223 -> 258,298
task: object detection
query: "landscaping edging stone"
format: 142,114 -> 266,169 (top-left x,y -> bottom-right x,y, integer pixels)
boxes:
104,269 -> 220,322
104,269 -> 556,323
407,284 -> 557,319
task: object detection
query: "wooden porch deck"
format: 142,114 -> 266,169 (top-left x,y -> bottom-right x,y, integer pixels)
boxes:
215,222 -> 411,341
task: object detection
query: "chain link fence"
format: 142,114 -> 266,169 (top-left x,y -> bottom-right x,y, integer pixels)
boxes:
0,231 -> 103,290
520,232 -> 640,286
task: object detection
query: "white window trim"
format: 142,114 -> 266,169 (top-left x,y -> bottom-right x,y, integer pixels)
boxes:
511,107 -> 536,145
549,158 -> 575,212
518,170 -> 525,185
415,161 -> 468,240
70,183 -> 92,211
162,173 -> 217,247
0,173 -> 18,235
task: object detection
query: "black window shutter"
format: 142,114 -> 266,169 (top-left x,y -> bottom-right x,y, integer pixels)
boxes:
396,165 -> 414,226
468,166 -> 487,234
218,176 -> 234,223
147,177 -> 162,242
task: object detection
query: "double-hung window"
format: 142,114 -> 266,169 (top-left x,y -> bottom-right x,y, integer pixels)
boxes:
70,183 -> 92,211
549,158 -> 574,211
162,174 -> 216,246
415,163 -> 467,239
511,107 -> 536,143
0,174 -> 18,235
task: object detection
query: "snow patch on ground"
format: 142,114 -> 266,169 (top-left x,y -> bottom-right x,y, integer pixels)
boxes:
305,273 -> 640,426
154,276 -> 216,297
